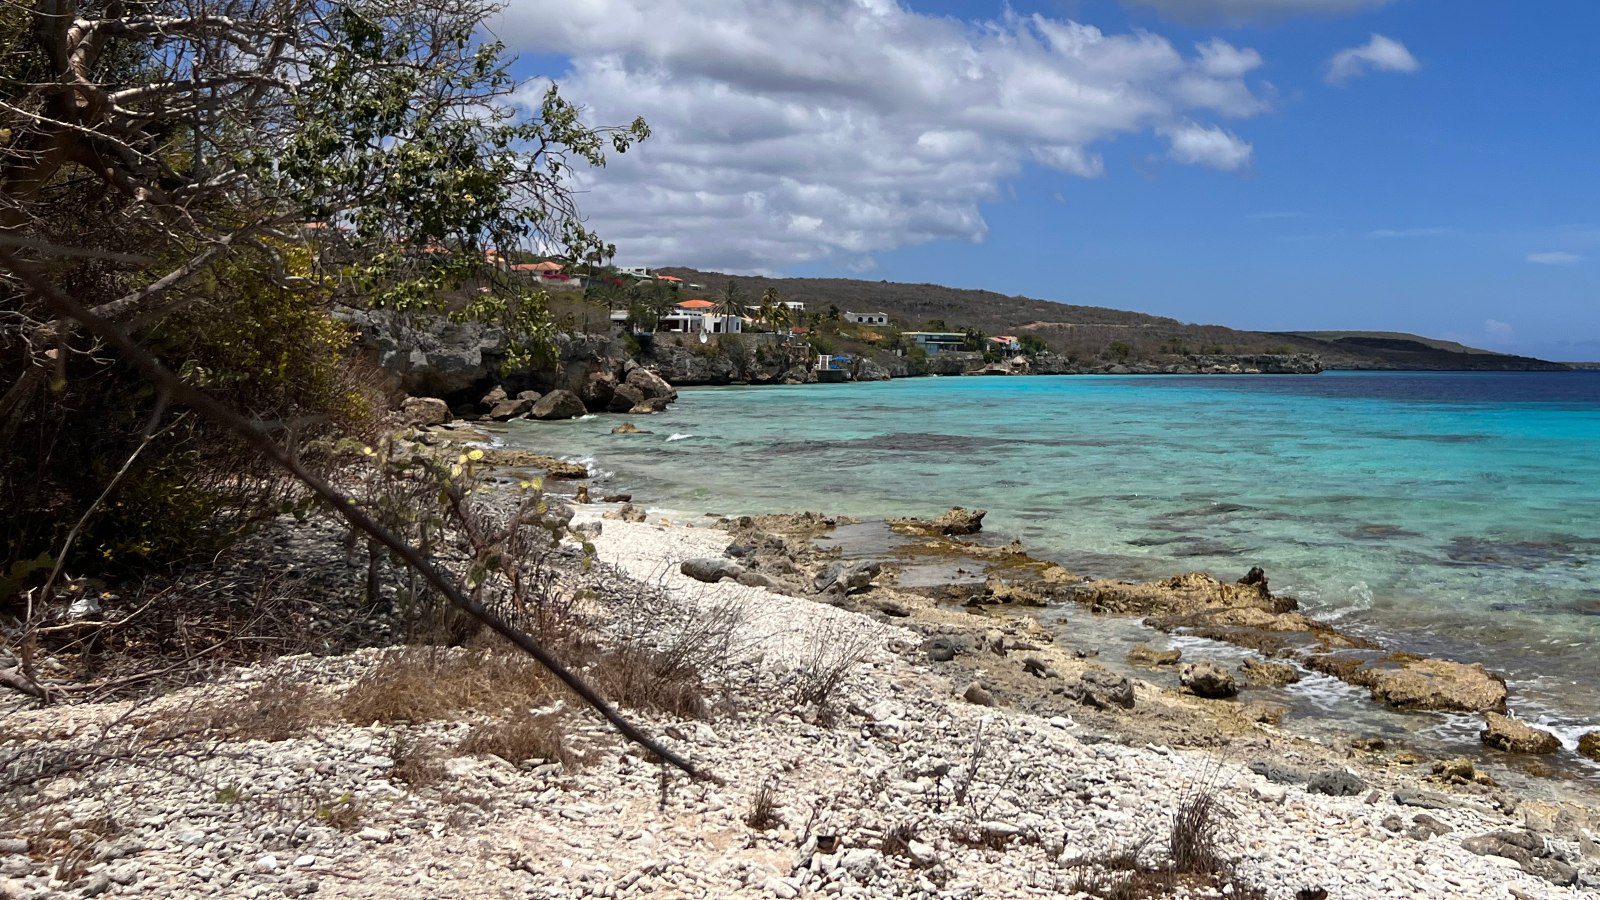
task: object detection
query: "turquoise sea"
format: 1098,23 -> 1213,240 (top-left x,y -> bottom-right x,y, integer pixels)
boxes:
508,371 -> 1600,748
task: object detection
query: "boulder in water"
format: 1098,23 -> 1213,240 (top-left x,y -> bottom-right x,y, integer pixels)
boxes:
528,389 -> 587,420
608,383 -> 645,413
1126,643 -> 1182,667
1578,731 -> 1600,762
1480,713 -> 1561,754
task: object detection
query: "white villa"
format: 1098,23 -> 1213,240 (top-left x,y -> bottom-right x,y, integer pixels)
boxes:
845,310 -> 889,326
655,299 -> 743,334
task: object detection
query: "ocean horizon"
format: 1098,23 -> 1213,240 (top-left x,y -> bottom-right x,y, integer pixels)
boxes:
510,370 -> 1600,757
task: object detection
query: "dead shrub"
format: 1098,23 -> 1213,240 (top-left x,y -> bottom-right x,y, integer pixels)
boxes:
459,712 -> 583,768
879,819 -> 925,861
387,733 -> 447,787
790,621 -> 880,710
744,778 -> 783,831
338,648 -> 558,725
581,642 -> 711,720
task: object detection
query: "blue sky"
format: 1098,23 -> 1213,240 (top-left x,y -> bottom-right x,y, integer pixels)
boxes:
502,0 -> 1600,360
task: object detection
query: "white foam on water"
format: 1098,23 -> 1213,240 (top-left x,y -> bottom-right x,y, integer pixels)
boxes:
1285,670 -> 1369,715
1315,580 -> 1374,623
666,433 -> 692,442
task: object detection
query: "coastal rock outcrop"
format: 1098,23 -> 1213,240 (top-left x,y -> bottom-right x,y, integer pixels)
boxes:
625,367 -> 678,403
527,390 -> 588,421
474,449 -> 587,479
485,392 -> 539,420
887,507 -> 986,536
1305,654 -> 1508,714
813,560 -> 881,595
1579,731 -> 1600,762
1061,668 -> 1135,710
399,396 -> 451,427
1479,713 -> 1561,754
1179,662 -> 1238,699
1460,831 -> 1580,886
1240,657 -> 1301,686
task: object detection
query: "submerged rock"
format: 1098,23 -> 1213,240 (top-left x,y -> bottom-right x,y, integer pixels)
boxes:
1479,713 -> 1561,754
1179,662 -> 1238,699
1125,644 -> 1181,667
611,421 -> 644,434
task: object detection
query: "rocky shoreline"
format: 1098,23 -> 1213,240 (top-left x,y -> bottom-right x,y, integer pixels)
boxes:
342,309 -> 1322,407
4,439 -> 1598,898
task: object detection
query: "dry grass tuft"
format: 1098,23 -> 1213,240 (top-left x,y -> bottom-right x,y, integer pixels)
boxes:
582,642 -> 711,720
387,733 -> 448,787
1168,790 -> 1222,875
743,779 -> 783,831
139,675 -> 331,743
459,712 -> 584,768
338,648 -> 559,725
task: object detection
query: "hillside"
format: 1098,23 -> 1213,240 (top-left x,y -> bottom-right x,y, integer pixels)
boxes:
657,268 -> 1568,371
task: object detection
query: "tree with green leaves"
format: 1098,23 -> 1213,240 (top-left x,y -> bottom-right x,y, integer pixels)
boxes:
1,0 -> 647,577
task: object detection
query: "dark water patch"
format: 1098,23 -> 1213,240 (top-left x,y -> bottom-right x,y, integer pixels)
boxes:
1167,502 -> 1255,518
1444,536 -> 1591,570
1348,523 -> 1423,540
1170,540 -> 1256,558
1361,432 -> 1492,444
1126,534 -> 1194,547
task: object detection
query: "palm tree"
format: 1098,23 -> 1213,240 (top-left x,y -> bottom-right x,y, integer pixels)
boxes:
715,279 -> 746,334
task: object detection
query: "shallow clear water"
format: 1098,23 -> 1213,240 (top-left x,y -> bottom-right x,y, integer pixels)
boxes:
508,371 -> 1600,741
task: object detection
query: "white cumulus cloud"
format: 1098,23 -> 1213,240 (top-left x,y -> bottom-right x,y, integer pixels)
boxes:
1125,0 -> 1393,24
1162,122 -> 1254,171
497,0 -> 1271,270
1326,34 -> 1420,85
1527,251 -> 1582,265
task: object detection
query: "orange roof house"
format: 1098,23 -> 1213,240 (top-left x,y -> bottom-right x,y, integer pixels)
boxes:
676,299 -> 717,310
657,275 -> 683,283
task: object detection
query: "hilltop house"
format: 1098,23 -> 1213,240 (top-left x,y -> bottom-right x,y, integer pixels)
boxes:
656,299 -> 743,334
904,331 -> 966,354
845,311 -> 889,326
